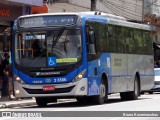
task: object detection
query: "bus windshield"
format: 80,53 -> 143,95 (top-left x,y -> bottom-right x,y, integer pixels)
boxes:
15,29 -> 82,67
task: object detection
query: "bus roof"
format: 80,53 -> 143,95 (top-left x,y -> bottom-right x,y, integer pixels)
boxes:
17,12 -> 151,31
108,18 -> 150,31
80,12 -> 151,31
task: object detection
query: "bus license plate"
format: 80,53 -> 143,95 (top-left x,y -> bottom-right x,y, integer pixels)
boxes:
43,86 -> 55,91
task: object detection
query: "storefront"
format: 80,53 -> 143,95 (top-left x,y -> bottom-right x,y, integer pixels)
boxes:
0,0 -> 44,53
0,0 -> 43,96
0,4 -> 23,52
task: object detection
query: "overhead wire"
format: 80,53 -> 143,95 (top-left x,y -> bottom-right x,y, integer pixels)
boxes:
102,1 -> 135,20
112,0 -> 142,7
145,0 -> 158,8
103,0 -> 143,17
99,0 -> 143,19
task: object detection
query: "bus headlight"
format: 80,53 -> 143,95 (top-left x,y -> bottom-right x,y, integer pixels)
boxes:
72,70 -> 86,82
16,77 -> 21,81
14,74 -> 25,84
15,89 -> 20,94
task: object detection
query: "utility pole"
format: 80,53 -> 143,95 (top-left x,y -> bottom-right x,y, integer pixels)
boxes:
142,0 -> 144,22
91,0 -> 97,11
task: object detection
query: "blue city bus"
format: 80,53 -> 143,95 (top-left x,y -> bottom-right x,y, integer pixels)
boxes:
12,12 -> 154,106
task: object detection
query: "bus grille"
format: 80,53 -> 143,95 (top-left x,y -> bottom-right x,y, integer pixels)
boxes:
23,86 -> 75,94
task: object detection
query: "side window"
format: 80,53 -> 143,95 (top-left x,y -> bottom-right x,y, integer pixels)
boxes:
85,22 -> 96,54
116,26 -> 125,53
134,29 -> 143,54
143,31 -> 152,55
125,28 -> 134,54
97,23 -> 107,52
108,25 -> 117,52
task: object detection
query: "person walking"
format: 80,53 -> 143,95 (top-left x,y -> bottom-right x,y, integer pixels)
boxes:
7,63 -> 13,99
0,53 -> 10,100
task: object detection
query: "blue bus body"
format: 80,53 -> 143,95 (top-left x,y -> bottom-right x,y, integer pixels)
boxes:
12,12 -> 154,105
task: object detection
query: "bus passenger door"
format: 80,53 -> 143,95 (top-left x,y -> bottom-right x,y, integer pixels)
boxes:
86,23 -> 99,95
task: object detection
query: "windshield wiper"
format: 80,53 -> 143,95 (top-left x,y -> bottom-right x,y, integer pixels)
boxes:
51,27 -> 65,54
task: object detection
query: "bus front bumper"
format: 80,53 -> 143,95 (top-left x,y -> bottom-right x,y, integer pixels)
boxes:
14,78 -> 88,98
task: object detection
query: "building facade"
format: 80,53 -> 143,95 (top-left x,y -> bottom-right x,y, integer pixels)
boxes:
0,0 -> 43,52
47,0 -> 160,42
143,0 -> 160,44
47,0 -> 143,21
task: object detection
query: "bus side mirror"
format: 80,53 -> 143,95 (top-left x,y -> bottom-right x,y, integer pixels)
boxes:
88,30 -> 96,54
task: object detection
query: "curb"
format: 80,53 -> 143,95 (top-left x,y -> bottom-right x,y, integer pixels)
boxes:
5,102 -> 36,108
0,104 -> 6,109
0,101 -> 36,109
0,99 -> 76,109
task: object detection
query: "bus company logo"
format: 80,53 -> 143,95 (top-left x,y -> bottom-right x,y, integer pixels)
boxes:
45,78 -> 51,83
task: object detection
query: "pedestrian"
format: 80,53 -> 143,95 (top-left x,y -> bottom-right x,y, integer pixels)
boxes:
7,63 -> 13,99
0,63 -> 3,96
0,53 -> 10,100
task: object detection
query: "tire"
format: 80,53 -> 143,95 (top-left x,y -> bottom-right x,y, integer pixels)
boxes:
36,97 -> 48,107
120,76 -> 139,100
129,76 -> 139,100
93,78 -> 108,104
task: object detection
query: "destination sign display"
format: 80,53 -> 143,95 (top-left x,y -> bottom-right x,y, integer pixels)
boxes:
19,15 -> 78,28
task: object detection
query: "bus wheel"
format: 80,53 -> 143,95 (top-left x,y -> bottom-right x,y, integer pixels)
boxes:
120,76 -> 139,100
36,97 -> 48,107
130,76 -> 139,100
94,78 -> 107,104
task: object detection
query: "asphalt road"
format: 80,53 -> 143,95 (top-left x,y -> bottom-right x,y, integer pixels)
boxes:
0,92 -> 160,120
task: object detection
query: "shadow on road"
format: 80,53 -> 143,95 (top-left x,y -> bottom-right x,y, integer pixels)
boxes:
19,94 -> 153,109
14,92 -> 160,109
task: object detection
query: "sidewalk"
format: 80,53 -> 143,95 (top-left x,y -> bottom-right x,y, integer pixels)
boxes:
0,97 -> 36,109
0,93 -> 120,109
0,89 -> 36,109
0,96 -> 77,109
